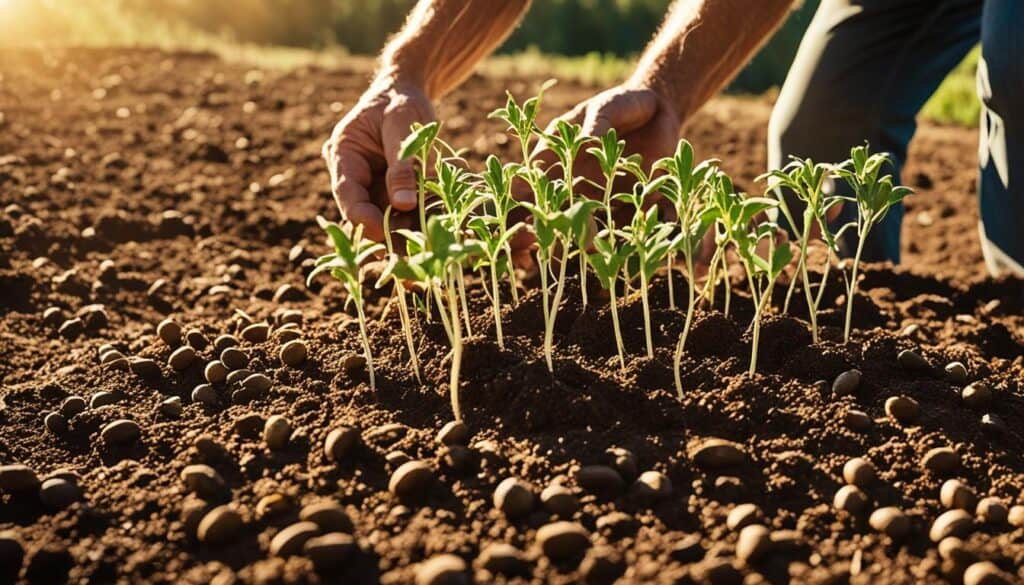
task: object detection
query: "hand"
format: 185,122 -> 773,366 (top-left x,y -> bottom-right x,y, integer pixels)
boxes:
322,78 -> 434,242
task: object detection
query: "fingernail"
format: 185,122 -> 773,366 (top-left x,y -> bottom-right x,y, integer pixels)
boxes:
393,189 -> 417,210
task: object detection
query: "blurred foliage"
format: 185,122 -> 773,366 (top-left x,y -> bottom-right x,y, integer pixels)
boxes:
921,47 -> 980,127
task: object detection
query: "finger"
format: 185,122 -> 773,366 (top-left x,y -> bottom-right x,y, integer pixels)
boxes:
583,90 -> 659,137
381,95 -> 433,211
330,149 -> 385,241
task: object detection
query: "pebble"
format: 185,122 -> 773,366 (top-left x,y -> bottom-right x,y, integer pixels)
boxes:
540,484 -> 579,518
832,369 -> 861,396
1008,505 -> 1024,527
736,524 -> 771,562
670,534 -> 704,563
388,460 -> 435,499
885,395 -> 919,424
869,507 -> 910,539
0,530 -> 24,571
44,412 -> 68,434
922,447 -> 960,475
436,420 -> 469,446
225,369 -> 252,386
304,533 -> 356,571
632,470 -> 673,501
192,384 -> 218,406
844,409 -> 872,431
220,347 -> 249,370
940,479 -> 976,510
726,503 -> 761,531
299,501 -> 354,533
341,353 -> 366,373
181,464 -> 225,500
938,536 -> 975,565
536,521 -> 591,561
930,509 -> 973,542
324,426 -> 360,462
415,554 -> 468,585
204,361 -> 228,384
39,478 -> 80,511
833,485 -> 870,516
270,521 -> 319,557
129,357 -> 161,379
168,346 -> 196,371
607,447 -> 638,481
160,396 -> 183,418
961,383 -> 992,410
963,561 -> 1012,585
576,465 -> 624,495
256,494 -> 291,519
279,339 -> 307,367
157,319 -> 182,347
42,307 -> 64,326
493,478 -> 535,518
58,318 -> 85,339
100,419 -> 140,445
242,373 -> 272,393
196,505 -> 243,545
976,497 -> 1008,524
842,457 -> 876,487
241,322 -> 270,343
59,396 -> 86,418
185,329 -> 209,349
90,391 -> 119,409
440,445 -> 474,473
689,438 -> 746,468
213,334 -> 239,352
477,543 -> 528,576
944,361 -> 968,384
263,415 -> 291,450
897,349 -> 931,372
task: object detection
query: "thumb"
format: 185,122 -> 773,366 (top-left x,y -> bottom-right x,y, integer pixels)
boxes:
582,89 -> 659,137
381,91 -> 434,212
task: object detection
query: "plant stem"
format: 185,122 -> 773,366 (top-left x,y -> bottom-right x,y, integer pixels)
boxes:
800,248 -> 819,343
445,270 -> 464,421
395,287 -> 421,383
843,229 -> 868,343
455,268 -> 473,337
640,269 -> 654,358
538,254 -> 553,372
673,253 -> 696,400
354,299 -> 375,391
722,252 -> 732,317
608,284 -> 626,370
666,253 -> 676,310
749,289 -> 771,375
579,252 -> 589,308
489,261 -> 505,348
543,242 -> 571,372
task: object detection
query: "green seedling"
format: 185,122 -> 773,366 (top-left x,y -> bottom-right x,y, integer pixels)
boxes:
587,128 -> 627,230
376,207 -> 422,383
468,207 -> 524,349
480,154 -> 524,304
489,79 -> 554,166
835,145 -> 912,342
399,120 -> 440,234
308,218 -> 385,390
544,120 -> 595,306
587,231 -> 635,370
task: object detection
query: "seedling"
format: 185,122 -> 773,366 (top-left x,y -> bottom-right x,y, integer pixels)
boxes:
308,218 -> 385,389
399,121 -> 440,234
835,145 -> 911,342
488,79 -> 554,166
376,207 -> 422,383
543,120 -> 594,306
480,154 -> 523,304
587,231 -> 635,369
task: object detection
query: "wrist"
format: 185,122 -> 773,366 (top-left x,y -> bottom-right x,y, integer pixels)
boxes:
626,69 -> 693,124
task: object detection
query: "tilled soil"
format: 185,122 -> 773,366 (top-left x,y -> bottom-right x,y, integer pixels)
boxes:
1,48 -> 1023,584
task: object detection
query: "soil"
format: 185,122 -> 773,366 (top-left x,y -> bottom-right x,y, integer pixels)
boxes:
1,48 -> 1023,584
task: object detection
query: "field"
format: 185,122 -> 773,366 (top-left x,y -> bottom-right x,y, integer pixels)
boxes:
1,48 -> 1023,584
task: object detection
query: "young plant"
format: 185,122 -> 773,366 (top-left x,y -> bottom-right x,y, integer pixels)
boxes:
587,231 -> 635,370
587,128 -> 627,230
834,145 -> 911,342
376,207 -> 422,383
489,79 -> 554,166
480,154 -> 524,303
399,121 -> 440,234
543,120 -> 594,306
308,218 -> 385,389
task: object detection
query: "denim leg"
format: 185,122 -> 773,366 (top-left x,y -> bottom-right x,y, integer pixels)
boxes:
769,0 -> 982,262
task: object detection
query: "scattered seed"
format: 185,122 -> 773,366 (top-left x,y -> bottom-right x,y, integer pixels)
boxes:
440,445 -> 474,473
576,465 -> 624,495
299,501 -> 354,533
961,383 -> 992,410
241,322 -> 269,343
181,464 -> 225,500
100,349 -> 125,364
159,396 -> 183,418
204,361 -> 228,384
415,554 -> 468,585
939,479 -> 975,510
885,395 -> 919,424
42,306 -> 64,326
388,460 -> 435,499
607,447 -> 638,481
279,339 -> 307,367
832,369 -> 861,396
242,373 -> 272,393
100,419 -> 140,445
220,347 -> 248,370
270,521 -> 319,557
842,457 -> 876,487
494,478 -> 535,518
540,484 -> 579,518
157,318 -> 182,347
263,415 -> 291,450
1008,505 -> 1024,527
726,503 -> 762,531
0,464 -> 40,493
938,536 -> 975,565
59,396 -> 86,418
689,438 -> 746,468
58,318 -> 85,339
844,409 -> 872,432
477,543 -> 528,576
274,328 -> 302,343
385,450 -> 411,467
213,334 -> 239,353
632,470 -> 673,501
897,349 -> 930,372
963,561 -> 1012,585
44,412 -> 67,434
278,309 -> 303,325
256,494 -> 290,520
324,426 -> 360,462
536,521 -> 591,561
225,368 -> 252,386
39,478 -> 80,511
168,346 -> 196,371
90,391 -> 119,409
669,534 -> 704,563
922,447 -> 960,475
944,361 -> 968,384
436,420 -> 469,446
869,507 -> 910,539
976,497 -> 1008,524
833,485 -> 870,516
129,357 -> 161,379
196,505 -> 243,545
930,509 -> 973,542
185,329 -> 208,350
364,422 -> 407,445
304,532 -> 356,572
736,524 -> 771,562
192,384 -> 218,406
341,353 -> 366,374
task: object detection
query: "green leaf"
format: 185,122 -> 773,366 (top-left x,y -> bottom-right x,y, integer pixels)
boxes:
399,121 -> 440,161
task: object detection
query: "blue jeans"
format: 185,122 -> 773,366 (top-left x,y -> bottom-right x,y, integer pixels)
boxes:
768,0 -> 1023,275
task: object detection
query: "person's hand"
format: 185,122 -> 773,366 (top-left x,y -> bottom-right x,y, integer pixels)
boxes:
322,78 -> 434,242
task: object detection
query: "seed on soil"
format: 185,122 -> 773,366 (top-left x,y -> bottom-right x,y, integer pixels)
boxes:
415,554 -> 468,585
689,438 -> 746,468
976,497 -> 1008,524
39,478 -> 81,511
196,505 -> 243,545
844,409 -> 872,431
256,494 -> 291,519
580,546 -> 624,584
304,532 -> 356,571
963,561 -> 1012,585
388,460 -> 435,499
493,477 -> 535,518
922,447 -> 960,475
632,470 -> 673,501
669,534 -> 705,563
299,501 -> 354,533
365,422 -> 407,445
607,447 -> 638,481
270,521 -> 319,557
129,357 -> 161,379
540,484 -> 579,518
1008,505 -> 1024,527
869,507 -> 910,539
242,373 -> 272,393
961,383 -> 992,409
168,346 -> 196,371
157,318 -> 182,347
100,349 -> 125,364
885,395 -> 919,424
58,317 -> 85,339
833,485 -> 870,516
59,396 -> 86,418
0,464 -> 40,494
341,353 -> 366,374
726,503 -> 762,531
42,306 -> 63,326
576,465 -> 625,495
736,524 -> 771,562
436,420 -> 469,446
842,457 -> 876,487
930,509 -> 973,542
278,309 -> 303,325
90,391 -> 119,409
263,415 -> 291,450
440,445 -> 474,473
595,511 -> 638,539
0,530 -> 24,570
241,322 -> 269,343
940,479 -> 976,510
159,396 -> 183,418
938,536 -> 975,565
832,369 -> 861,396
225,368 -> 252,386
324,426 -> 360,462
220,347 -> 248,370
944,361 -> 968,384
213,334 -> 239,353
185,329 -> 209,349
44,412 -> 68,434
279,339 -> 307,367
536,521 -> 591,561
204,361 -> 228,384
386,451 -> 411,467
181,464 -> 225,500
274,328 -> 302,343
897,349 -> 931,372
100,419 -> 140,445
191,384 -> 218,406
477,543 -> 528,576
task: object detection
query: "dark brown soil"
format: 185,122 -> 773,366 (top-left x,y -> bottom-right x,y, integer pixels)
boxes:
1,48 -> 1023,584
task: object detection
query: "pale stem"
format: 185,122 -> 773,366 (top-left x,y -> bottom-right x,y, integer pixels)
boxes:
354,299 -> 375,391
395,287 -> 422,383
538,254 -> 553,372
456,268 -> 473,337
609,283 -> 626,370
489,260 -> 505,348
446,270 -> 464,421
640,269 -> 654,358
673,252 -> 697,400
543,241 -> 571,371
666,252 -> 676,310
843,226 -> 868,343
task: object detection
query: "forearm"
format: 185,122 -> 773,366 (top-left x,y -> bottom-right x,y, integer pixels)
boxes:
378,0 -> 531,99
630,0 -> 796,122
